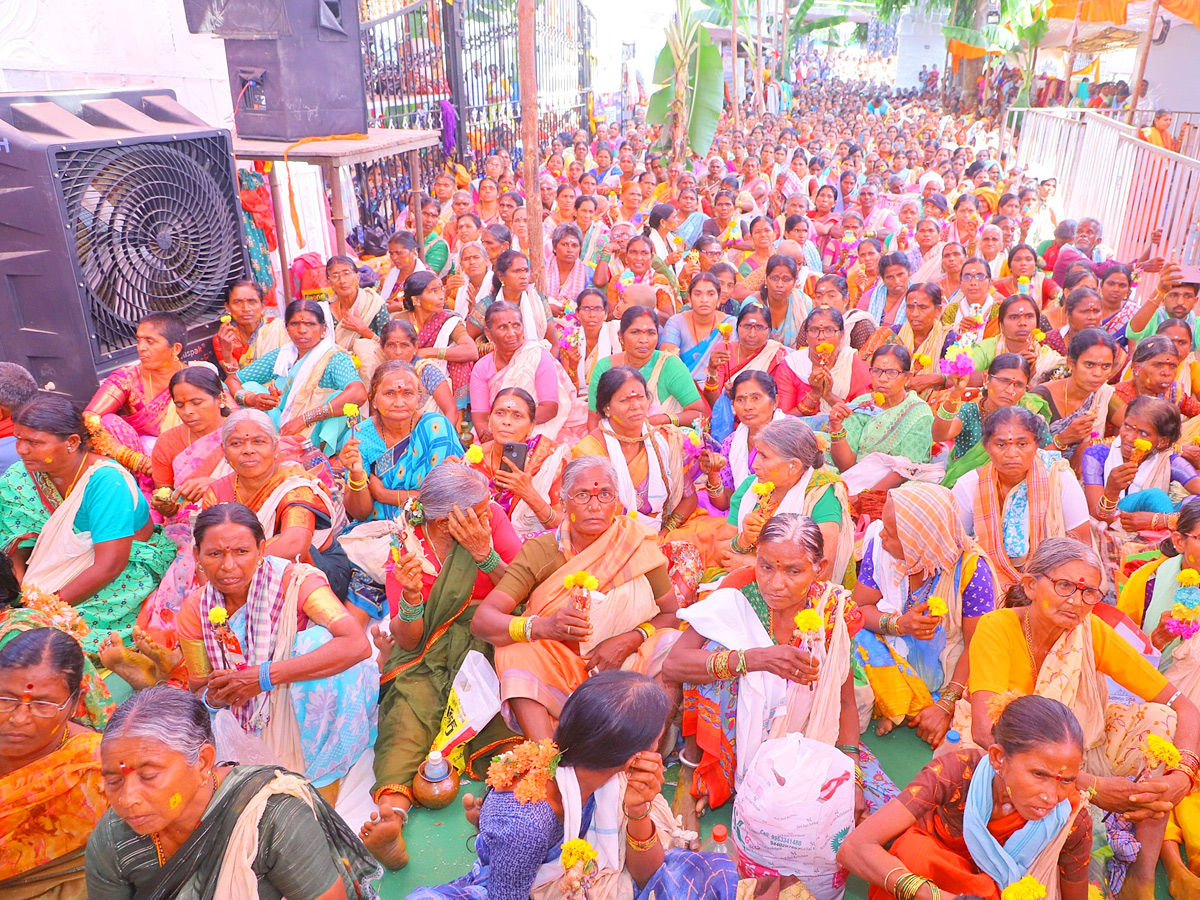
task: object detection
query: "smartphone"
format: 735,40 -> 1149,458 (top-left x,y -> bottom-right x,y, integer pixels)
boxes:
501,442 -> 529,473
1179,265 -> 1200,284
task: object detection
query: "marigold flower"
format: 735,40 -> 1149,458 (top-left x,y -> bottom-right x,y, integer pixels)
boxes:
815,342 -> 835,356
1179,570 -> 1200,588
464,444 -> 485,464
1143,733 -> 1181,770
208,606 -> 229,626
926,596 -> 948,618
793,608 -> 823,634
219,314 -> 233,324
1132,438 -> 1153,453
717,323 -> 734,337
560,838 -> 598,871
751,480 -> 775,497
1033,329 -> 1046,341
342,403 -> 360,418
1000,875 -> 1046,900
873,392 -> 885,405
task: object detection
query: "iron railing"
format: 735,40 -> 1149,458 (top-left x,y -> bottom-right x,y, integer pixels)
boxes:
1003,108 -> 1200,283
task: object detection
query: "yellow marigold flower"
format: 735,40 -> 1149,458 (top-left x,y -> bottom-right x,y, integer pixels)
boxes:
351,354 -> 362,369
342,403 -> 360,418
1001,875 -> 1046,900
914,353 -> 932,368
794,608 -> 823,634
1179,570 -> 1200,588
1173,603 -> 1191,620
560,838 -> 598,871
1143,733 -> 1181,770
152,486 -> 174,501
815,342 -> 835,355
208,606 -> 228,626
873,392 -> 885,405
464,444 -> 485,464
581,574 -> 598,591
926,596 -> 948,618
1033,329 -> 1047,341
219,314 -> 233,324
751,480 -> 775,496
716,323 -> 734,337
1017,275 -> 1031,285
1132,438 -> 1153,453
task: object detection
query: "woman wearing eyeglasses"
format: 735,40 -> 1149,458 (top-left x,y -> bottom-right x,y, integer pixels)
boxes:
0,627 -> 106,898
472,455 -> 681,742
937,354 -> 1052,489
954,537 -> 1200,900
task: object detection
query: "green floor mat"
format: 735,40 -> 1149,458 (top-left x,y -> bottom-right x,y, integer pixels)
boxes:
376,725 -> 1170,898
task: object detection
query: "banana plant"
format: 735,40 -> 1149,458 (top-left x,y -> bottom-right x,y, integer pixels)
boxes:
645,0 -> 725,158
941,0 -> 1048,105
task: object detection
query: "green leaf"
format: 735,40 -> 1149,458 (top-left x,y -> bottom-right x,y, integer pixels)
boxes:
941,23 -> 1018,52
645,85 -> 676,125
652,45 -> 675,85
794,14 -> 847,36
687,30 -> 724,158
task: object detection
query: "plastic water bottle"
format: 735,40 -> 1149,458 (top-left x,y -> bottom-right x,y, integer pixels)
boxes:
944,729 -> 961,747
702,824 -> 738,864
424,750 -> 450,781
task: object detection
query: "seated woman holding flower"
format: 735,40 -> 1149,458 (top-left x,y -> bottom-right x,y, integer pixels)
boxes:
1118,499 -> 1200,634
838,695 -> 1092,900
861,283 -> 959,401
664,513 -> 894,839
700,302 -> 785,442
394,271 -> 477,416
955,538 -> 1200,900
148,367 -> 231,526
176,503 -> 375,799
463,388 -> 568,538
379,320 -> 464,427
364,463 -> 521,869
407,672 -> 737,900
0,627 -> 107,900
472,456 -> 682,742
660,273 -> 736,388
1111,335 -> 1200,427
698,370 -> 783,514
854,484 -> 997,743
774,306 -> 873,418
213,279 -> 286,374
0,394 -> 175,658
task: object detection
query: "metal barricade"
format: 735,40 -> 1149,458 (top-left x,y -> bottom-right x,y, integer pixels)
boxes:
1009,108 -> 1200,272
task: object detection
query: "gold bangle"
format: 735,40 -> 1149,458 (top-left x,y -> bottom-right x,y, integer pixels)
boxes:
636,622 -> 656,641
508,616 -> 529,643
625,824 -> 659,852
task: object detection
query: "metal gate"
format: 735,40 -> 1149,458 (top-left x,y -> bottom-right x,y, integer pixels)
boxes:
360,0 -> 594,177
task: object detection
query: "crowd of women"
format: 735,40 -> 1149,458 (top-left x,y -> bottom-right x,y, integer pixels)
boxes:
4,77 -> 1200,900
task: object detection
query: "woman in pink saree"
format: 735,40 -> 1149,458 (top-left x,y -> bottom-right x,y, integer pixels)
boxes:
84,312 -> 189,493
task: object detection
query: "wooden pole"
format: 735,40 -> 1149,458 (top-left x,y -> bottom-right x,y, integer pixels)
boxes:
731,0 -> 742,130
1061,0 -> 1083,106
517,0 -> 547,292
756,0 -> 765,114
266,162 -> 291,311
323,162 -> 348,255
1127,0 -> 1161,125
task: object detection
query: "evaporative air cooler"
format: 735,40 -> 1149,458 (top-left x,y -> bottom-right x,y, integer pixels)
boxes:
0,90 -> 250,399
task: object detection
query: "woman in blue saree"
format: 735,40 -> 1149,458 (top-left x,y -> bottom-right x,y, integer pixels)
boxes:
227,299 -> 368,456
405,672 -> 737,900
661,273 -> 736,386
339,360 -> 463,619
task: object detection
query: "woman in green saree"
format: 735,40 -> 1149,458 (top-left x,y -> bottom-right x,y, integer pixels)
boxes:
86,686 -> 380,900
226,299 -> 368,456
0,394 -> 175,657
934,353 -> 1052,489
363,463 -> 522,871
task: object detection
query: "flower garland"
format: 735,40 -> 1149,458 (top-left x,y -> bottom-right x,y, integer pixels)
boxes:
20,585 -> 91,643
1001,875 -> 1046,900
1165,569 -> 1200,640
486,739 -> 561,804
83,413 -> 152,475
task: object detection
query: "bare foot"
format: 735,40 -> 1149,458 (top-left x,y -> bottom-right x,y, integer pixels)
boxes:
462,792 -> 482,830
360,806 -> 409,870
875,718 -> 895,736
371,624 -> 395,673
97,632 -> 160,691
132,626 -> 182,683
670,765 -> 706,848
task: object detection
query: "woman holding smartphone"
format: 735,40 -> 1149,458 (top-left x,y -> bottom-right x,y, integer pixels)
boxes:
462,388 -> 567,537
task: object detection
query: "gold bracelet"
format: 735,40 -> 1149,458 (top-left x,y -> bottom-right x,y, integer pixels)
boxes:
625,824 -> 659,852
508,616 -> 529,643
636,622 -> 656,641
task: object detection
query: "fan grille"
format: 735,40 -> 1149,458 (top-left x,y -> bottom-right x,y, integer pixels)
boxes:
56,137 -> 243,358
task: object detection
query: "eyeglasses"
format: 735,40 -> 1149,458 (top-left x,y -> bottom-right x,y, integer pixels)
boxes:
567,489 -> 618,506
869,367 -> 905,379
700,249 -> 723,257
807,325 -> 842,337
961,272 -> 991,282
0,692 -> 77,718
1037,574 -> 1104,605
739,322 -> 770,332
986,374 -> 1027,393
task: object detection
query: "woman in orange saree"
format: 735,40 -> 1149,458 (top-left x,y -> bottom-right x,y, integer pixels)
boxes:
839,695 -> 1092,900
471,455 -> 682,741
0,627 -> 107,900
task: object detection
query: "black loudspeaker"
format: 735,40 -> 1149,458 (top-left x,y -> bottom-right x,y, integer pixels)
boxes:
0,90 -> 249,400
183,0 -> 370,141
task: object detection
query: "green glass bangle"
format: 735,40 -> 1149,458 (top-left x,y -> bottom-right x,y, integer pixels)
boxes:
477,548 -> 501,573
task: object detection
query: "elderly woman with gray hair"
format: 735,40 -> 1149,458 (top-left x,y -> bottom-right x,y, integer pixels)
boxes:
200,409 -> 349,595
720,416 -> 853,583
86,685 -> 381,900
364,462 -> 522,870
472,455 -> 682,743
664,513 -> 893,849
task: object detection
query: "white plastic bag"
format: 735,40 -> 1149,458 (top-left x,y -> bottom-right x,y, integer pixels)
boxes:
731,733 -> 854,900
212,709 -> 285,768
430,650 -> 503,770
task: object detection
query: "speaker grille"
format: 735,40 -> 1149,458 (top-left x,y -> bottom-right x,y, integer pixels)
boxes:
56,137 -> 243,358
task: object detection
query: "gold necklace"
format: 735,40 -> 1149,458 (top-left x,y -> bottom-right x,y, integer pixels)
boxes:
61,453 -> 90,499
1020,608 -> 1038,671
